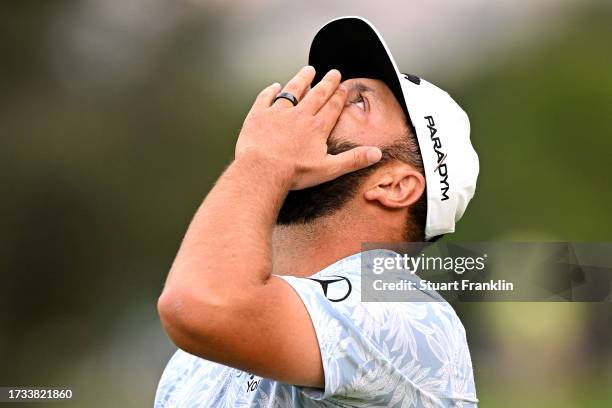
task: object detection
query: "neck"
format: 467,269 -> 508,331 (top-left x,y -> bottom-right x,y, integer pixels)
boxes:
272,208 -> 401,277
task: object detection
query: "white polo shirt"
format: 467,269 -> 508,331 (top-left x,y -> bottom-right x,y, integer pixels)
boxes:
155,250 -> 478,407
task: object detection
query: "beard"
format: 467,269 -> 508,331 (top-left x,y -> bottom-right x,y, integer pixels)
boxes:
276,138 -> 379,225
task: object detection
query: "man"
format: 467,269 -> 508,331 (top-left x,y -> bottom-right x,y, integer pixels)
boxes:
155,16 -> 479,407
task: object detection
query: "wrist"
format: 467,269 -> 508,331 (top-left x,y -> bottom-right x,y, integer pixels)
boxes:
233,150 -> 294,191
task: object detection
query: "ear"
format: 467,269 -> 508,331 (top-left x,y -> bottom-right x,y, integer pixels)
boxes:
363,166 -> 425,209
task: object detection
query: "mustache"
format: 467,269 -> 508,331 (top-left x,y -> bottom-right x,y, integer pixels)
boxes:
327,137 -> 399,170
326,137 -> 360,155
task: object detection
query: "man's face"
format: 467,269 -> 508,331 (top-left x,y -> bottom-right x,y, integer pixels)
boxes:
277,78 -> 409,224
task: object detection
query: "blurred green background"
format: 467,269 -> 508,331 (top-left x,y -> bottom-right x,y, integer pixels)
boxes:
1,1 -> 611,407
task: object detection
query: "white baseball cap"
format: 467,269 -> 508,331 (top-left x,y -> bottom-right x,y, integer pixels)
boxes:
309,16 -> 479,240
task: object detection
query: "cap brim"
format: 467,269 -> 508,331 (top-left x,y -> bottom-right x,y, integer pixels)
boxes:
308,17 -> 409,121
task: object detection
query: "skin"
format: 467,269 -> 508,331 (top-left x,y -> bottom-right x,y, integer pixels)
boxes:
158,66 -> 426,389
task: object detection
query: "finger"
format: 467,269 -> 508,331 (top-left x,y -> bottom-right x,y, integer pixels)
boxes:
249,82 -> 282,113
300,69 -> 342,115
316,83 -> 348,135
272,66 -> 316,108
323,146 -> 382,180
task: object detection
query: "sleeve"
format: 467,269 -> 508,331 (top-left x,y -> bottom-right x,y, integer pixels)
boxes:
155,350 -> 191,408
278,275 -> 479,407
278,275 -> 403,405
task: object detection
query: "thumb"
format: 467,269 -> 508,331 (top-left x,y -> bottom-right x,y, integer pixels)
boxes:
325,146 -> 382,180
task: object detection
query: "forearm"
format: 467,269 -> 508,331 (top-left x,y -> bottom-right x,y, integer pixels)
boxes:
157,68 -> 378,366
163,152 -> 292,300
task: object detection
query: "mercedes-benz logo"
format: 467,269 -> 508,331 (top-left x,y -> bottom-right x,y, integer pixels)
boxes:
307,275 -> 352,302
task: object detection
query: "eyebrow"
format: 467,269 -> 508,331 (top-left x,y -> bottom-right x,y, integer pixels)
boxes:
347,81 -> 375,95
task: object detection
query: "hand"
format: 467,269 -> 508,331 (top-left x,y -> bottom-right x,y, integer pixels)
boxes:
235,66 -> 382,190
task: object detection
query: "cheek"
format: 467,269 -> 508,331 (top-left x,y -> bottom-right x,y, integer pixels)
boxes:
329,110 -> 354,142
330,110 -> 382,146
